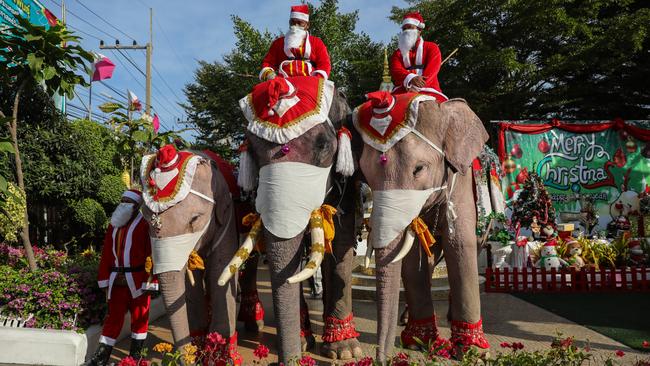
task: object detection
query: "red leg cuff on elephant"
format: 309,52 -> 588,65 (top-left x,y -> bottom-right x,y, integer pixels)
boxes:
400,315 -> 441,347
450,318 -> 489,349
299,305 -> 312,337
237,291 -> 265,322
322,312 -> 360,342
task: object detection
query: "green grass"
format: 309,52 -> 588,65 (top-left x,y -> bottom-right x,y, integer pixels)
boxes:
515,292 -> 650,351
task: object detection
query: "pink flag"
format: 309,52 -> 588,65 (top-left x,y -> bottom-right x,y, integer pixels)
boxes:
91,53 -> 115,82
152,113 -> 160,133
127,90 -> 142,111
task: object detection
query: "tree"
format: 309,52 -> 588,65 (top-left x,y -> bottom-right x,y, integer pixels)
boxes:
392,0 -> 650,123
183,0 -> 385,157
0,17 -> 92,270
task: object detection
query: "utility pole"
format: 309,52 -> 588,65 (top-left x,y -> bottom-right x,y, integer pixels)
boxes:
99,7 -> 153,115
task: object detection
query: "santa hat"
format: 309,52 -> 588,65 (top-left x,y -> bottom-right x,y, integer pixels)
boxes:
155,144 -> 180,172
122,189 -> 143,204
366,91 -> 396,116
267,78 -> 296,116
402,11 -> 425,29
290,4 -> 309,22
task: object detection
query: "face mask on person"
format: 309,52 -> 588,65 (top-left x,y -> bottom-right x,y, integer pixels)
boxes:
286,24 -> 307,49
111,202 -> 136,228
398,29 -> 420,54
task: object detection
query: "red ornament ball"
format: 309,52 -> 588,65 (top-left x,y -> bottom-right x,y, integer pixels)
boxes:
510,144 -> 523,159
538,139 -> 550,153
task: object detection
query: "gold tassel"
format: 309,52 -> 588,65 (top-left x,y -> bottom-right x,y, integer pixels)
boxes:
410,217 -> 436,257
310,204 -> 337,254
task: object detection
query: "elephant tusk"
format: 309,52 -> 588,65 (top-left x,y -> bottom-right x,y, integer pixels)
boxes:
390,227 -> 416,264
287,224 -> 325,284
217,220 -> 261,286
187,268 -> 196,286
364,245 -> 373,269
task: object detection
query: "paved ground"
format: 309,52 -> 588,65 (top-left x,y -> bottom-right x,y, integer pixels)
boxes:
111,264 -> 649,365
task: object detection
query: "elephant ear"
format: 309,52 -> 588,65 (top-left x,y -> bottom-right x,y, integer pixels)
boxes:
441,98 -> 489,175
211,164 -> 233,227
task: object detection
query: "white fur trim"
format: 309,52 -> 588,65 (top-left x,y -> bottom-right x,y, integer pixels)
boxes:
311,69 -> 328,79
125,213 -> 144,299
160,154 -> 179,168
353,94 -> 436,153
99,335 -> 116,346
259,67 -> 274,81
290,11 -> 309,21
239,79 -> 335,144
131,332 -> 147,340
140,154 -> 205,213
121,190 -> 143,204
336,131 -> 355,177
237,149 -> 258,192
373,97 -> 396,115
404,73 -> 418,89
402,18 -> 421,28
416,87 -> 449,101
97,280 -> 109,288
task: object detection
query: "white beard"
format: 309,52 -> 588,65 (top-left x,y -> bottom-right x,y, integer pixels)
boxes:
398,29 -> 419,56
285,25 -> 307,49
111,203 -> 136,228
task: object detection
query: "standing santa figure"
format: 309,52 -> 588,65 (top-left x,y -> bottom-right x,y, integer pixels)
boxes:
84,190 -> 156,366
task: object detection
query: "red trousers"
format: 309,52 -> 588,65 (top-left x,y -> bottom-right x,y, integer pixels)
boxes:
99,285 -> 151,346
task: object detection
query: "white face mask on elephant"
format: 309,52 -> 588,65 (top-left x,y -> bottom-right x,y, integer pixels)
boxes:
150,219 -> 210,274
256,161 -> 331,239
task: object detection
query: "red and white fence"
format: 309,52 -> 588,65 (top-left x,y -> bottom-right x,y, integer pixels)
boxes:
484,267 -> 650,293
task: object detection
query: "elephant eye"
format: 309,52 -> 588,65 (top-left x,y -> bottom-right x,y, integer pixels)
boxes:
190,214 -> 202,227
413,165 -> 425,177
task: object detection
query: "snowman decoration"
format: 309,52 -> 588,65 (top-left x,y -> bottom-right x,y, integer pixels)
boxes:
535,224 -> 569,270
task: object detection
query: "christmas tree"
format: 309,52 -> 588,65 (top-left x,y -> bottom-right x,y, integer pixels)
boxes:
511,172 -> 556,229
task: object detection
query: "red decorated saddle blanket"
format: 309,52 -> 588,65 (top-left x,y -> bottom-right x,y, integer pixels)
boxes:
239,76 -> 335,144
353,92 -> 437,152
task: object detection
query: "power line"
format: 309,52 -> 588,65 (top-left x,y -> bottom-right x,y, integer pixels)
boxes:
153,13 -> 193,76
99,81 -> 127,99
116,49 -> 146,77
111,50 -> 147,90
152,64 -> 183,104
75,0 -> 137,41
45,0 -> 121,41
67,24 -> 102,41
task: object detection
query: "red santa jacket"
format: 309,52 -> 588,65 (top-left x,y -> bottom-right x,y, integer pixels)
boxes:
390,38 -> 447,101
98,212 -> 155,299
260,34 -> 331,80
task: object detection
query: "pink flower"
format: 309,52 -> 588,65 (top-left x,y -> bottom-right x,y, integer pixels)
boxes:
356,356 -> 374,366
253,344 -> 269,359
616,350 -> 625,357
117,356 -> 137,366
512,342 -> 524,350
643,340 -> 649,348
584,345 -> 591,352
138,360 -> 149,366
299,355 -> 316,366
395,352 -> 409,360
500,342 -> 511,348
206,332 -> 226,346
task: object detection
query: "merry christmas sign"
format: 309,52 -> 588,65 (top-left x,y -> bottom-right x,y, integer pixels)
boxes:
497,119 -> 650,233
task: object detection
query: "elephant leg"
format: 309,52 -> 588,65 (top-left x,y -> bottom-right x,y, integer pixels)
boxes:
320,210 -> 362,360
185,269 -> 209,338
205,231 -> 238,338
400,241 -> 439,350
441,174 -> 489,351
265,229 -> 305,363
157,267 -> 192,350
237,252 -> 264,332
375,233 -> 405,362
299,287 -> 315,351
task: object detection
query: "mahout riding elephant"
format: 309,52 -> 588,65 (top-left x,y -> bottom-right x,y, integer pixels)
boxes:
219,75 -> 363,362
139,146 -> 242,361
353,92 -> 490,361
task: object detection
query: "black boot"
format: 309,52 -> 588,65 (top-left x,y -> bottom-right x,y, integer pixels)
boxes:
84,343 -> 112,366
129,339 -> 146,358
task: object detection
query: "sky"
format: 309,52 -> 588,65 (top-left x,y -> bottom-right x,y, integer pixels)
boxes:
40,0 -> 407,135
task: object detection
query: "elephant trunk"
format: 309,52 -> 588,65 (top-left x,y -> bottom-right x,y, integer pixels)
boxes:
157,268 -> 192,348
374,237 -> 404,362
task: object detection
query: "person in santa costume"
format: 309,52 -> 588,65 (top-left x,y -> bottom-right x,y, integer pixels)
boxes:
84,189 -> 156,366
390,11 -> 448,101
259,4 -> 331,81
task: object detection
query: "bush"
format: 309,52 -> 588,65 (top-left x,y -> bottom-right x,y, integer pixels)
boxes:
97,174 -> 126,207
0,183 -> 26,242
70,198 -> 107,232
0,243 -> 105,330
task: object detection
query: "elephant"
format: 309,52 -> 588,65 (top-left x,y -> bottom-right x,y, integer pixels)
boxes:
353,94 -> 490,361
220,76 -> 363,363
139,147 -> 241,360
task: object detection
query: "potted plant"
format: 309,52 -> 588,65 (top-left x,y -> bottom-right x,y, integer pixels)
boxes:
488,228 -> 514,268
